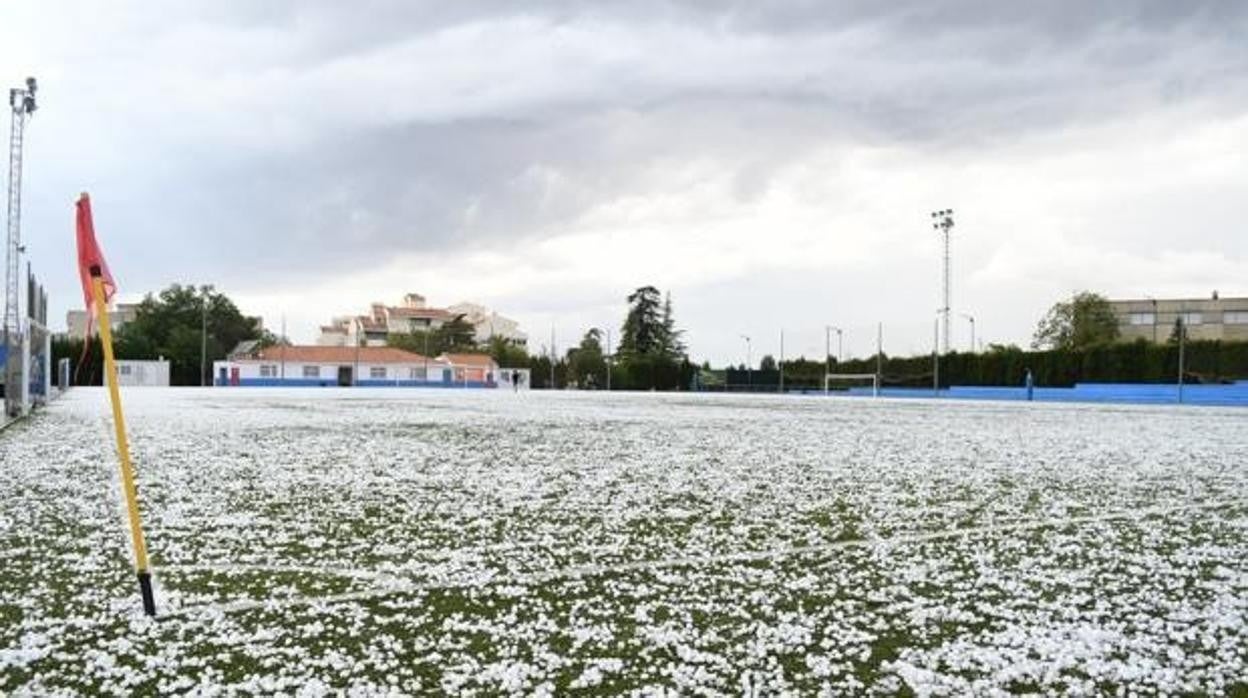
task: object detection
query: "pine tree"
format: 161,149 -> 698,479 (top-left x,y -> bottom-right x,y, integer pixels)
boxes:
620,286 -> 663,356
659,292 -> 686,359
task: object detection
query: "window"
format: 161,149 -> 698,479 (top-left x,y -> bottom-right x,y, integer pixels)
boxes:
118,364 -> 132,376
302,365 -> 320,378
1224,311 -> 1248,325
370,366 -> 387,379
409,367 -> 427,380
1179,312 -> 1202,326
1127,312 -> 1155,326
259,364 -> 278,377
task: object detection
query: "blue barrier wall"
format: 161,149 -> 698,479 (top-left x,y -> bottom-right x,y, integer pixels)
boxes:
844,381 -> 1248,406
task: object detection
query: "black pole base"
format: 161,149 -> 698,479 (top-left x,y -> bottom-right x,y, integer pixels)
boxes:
138,571 -> 157,617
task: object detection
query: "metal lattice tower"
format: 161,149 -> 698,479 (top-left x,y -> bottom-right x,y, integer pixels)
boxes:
5,80 -> 36,339
5,78 -> 36,415
930,209 -> 954,354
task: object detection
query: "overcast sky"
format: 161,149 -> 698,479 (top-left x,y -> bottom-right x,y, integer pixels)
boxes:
3,1 -> 1246,364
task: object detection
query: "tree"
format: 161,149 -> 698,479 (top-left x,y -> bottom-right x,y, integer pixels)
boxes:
484,335 -> 529,368
112,284 -> 266,385
1168,317 -> 1188,344
1032,291 -> 1120,350
567,328 -> 607,388
526,351 -> 568,389
759,354 -> 777,371
389,315 -> 480,357
387,330 -> 437,356
658,292 -> 685,358
438,314 -> 478,352
617,286 -> 687,390
620,286 -> 664,357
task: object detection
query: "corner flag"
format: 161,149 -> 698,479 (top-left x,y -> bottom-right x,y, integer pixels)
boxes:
76,192 -> 156,616
75,193 -> 115,314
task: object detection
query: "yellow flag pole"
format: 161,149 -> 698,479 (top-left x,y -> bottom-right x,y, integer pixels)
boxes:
91,266 -> 156,616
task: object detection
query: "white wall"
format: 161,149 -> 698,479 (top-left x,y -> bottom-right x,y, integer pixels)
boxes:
316,331 -> 347,346
496,368 -> 531,390
213,359 -> 454,385
116,360 -> 171,387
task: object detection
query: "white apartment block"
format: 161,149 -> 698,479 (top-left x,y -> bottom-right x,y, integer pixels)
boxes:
319,293 -> 526,347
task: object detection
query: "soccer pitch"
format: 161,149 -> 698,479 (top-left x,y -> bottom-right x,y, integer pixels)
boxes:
1,389 -> 1245,695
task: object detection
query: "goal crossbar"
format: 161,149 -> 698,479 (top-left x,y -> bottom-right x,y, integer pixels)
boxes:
823,373 -> 879,397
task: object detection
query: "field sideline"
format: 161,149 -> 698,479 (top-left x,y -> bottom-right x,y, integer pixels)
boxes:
1,388 -> 1245,694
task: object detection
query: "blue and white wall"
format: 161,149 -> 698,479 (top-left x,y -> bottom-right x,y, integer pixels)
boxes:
211,359 -> 500,388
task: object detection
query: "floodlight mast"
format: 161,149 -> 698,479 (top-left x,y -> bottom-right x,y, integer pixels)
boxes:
5,77 -> 37,417
931,209 -> 954,354
824,325 -> 843,394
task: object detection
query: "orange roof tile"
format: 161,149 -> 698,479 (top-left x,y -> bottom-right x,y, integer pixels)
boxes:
442,353 -> 498,368
253,346 -> 436,364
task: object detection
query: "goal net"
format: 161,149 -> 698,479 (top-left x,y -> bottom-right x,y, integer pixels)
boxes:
823,373 -> 879,396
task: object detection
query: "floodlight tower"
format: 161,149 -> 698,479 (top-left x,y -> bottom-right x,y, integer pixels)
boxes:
5,77 -> 37,416
930,208 -> 954,354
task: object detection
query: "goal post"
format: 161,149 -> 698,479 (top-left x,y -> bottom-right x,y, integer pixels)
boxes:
824,372 -> 879,397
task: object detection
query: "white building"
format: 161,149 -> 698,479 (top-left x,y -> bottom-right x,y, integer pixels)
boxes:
318,293 -> 526,348
115,360 -> 171,387
447,302 -> 528,347
318,294 -> 455,347
213,345 -> 500,388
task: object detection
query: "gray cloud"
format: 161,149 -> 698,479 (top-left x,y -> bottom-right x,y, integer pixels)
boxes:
5,1 -> 1248,358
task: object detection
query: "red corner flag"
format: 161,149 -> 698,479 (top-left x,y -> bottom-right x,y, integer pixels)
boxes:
75,192 -> 115,312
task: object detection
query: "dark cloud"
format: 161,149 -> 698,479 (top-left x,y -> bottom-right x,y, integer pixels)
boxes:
5,1 -> 1247,353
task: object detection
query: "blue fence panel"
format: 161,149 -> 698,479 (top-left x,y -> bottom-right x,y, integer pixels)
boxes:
842,381 -> 1248,406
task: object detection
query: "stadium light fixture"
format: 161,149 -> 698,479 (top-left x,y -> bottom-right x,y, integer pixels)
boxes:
930,208 -> 955,355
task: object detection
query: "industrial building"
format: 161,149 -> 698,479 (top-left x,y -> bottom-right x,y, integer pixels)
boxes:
65,303 -> 140,340
213,345 -> 503,388
1110,293 -> 1248,343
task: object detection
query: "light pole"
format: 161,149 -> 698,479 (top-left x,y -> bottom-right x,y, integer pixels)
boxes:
354,323 -> 361,387
740,334 -> 751,391
824,325 -> 843,394
825,326 -> 831,394
931,209 -> 954,354
1148,296 -> 1158,344
875,322 -> 882,398
200,287 -> 208,386
779,329 -> 784,393
1177,315 -> 1186,403
960,313 -> 975,353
